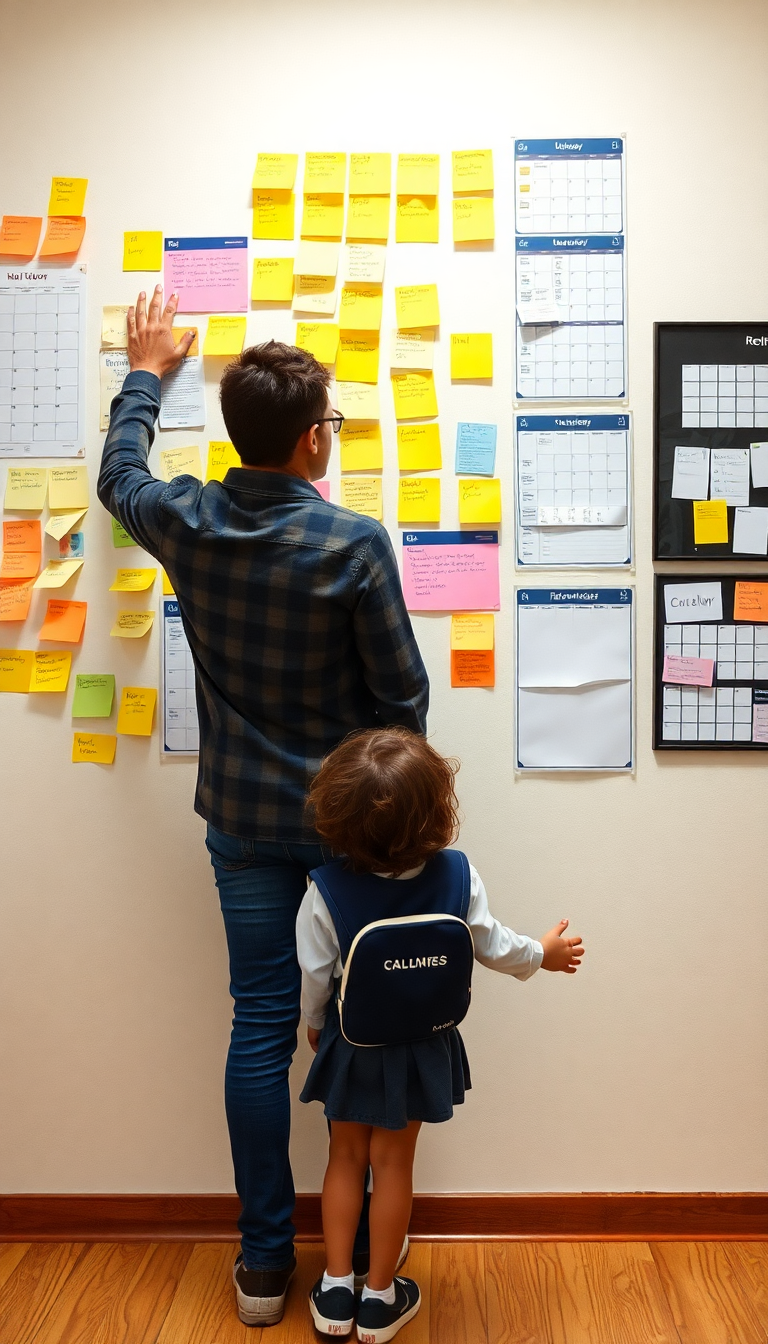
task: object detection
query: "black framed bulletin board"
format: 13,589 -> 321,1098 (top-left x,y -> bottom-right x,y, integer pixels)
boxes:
654,322 -> 768,559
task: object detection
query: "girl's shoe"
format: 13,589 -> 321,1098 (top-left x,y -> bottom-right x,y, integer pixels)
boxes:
356,1277 -> 421,1343
309,1277 -> 356,1337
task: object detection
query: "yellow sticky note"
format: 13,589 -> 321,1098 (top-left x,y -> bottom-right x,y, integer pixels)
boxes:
396,196 -> 439,243
452,150 -> 494,192
453,197 -> 495,243
30,649 -> 71,692
48,466 -> 89,512
204,316 -> 247,357
122,231 -> 163,271
109,568 -> 157,592
206,440 -> 241,483
251,257 -> 294,302
252,191 -> 295,241
336,382 -> 380,421
72,732 -> 117,764
0,648 -> 34,692
391,371 -> 438,420
117,686 -> 157,736
340,423 -> 383,472
110,610 -> 156,638
301,194 -> 344,240
295,322 -> 339,365
398,476 -> 441,523
693,499 -> 729,544
337,334 -> 380,384
397,155 -> 439,196
162,570 -> 175,595
48,176 -> 87,216
397,423 -> 442,471
458,477 -> 502,524
252,154 -> 298,190
390,329 -> 435,371
349,154 -> 391,195
395,285 -> 440,330
33,559 -> 84,589
292,275 -> 337,315
339,285 -> 383,332
346,195 -> 390,242
4,467 -> 47,511
44,508 -> 87,541
451,613 -> 495,651
304,153 -> 346,193
102,305 -> 129,348
158,446 -> 203,483
451,333 -> 493,380
295,240 -> 339,278
340,477 -> 383,520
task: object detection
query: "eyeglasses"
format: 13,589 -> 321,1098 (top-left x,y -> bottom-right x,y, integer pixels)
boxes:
314,411 -> 345,434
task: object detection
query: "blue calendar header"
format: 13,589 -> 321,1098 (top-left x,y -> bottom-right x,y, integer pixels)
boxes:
163,599 -> 180,617
402,531 -> 498,547
515,138 -> 623,158
517,588 -> 633,606
516,415 -> 629,432
165,237 -> 248,250
516,235 -> 624,253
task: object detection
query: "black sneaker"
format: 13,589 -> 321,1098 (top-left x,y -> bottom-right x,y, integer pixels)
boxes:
309,1277 -> 356,1336
233,1252 -> 296,1326
356,1277 -> 421,1343
352,1235 -> 409,1291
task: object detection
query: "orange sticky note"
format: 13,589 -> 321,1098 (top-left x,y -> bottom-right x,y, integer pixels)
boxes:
3,520 -> 41,553
0,216 -> 42,258
117,686 -> 157,736
40,216 -> 86,257
172,326 -> 199,356
38,599 -> 87,644
733,581 -> 768,622
0,551 -> 39,580
0,578 -> 35,622
451,648 -> 495,687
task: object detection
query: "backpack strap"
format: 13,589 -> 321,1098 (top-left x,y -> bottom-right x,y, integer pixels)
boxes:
452,849 -> 472,923
309,863 -> 357,963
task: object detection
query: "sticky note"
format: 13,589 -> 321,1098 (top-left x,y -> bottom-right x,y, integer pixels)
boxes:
158,446 -> 203,483
39,216 -> 86,257
38,599 -> 87,644
452,150 -> 494,193
49,466 -> 89,512
0,216 -> 42,258
252,191 -> 295,240
72,732 -> 117,763
397,423 -> 442,471
117,686 -> 157,736
102,306 -> 129,349
340,423 -> 383,472
4,467 -> 47,511
395,285 -> 440,330
451,333 -> 493,379
206,440 -> 241,483
337,334 -> 379,383
453,197 -> 495,243
123,231 -> 163,271
112,518 -> 136,548
343,244 -> 387,285
3,519 -> 41,553
398,477 -> 440,523
48,177 -> 88,216
349,154 -> 391,194
693,499 -> 728,545
0,648 -> 34,692
339,285 -> 383,331
301,194 -> 344,239
72,674 -> 115,718
252,154 -> 298,190
459,478 -> 502,524
397,155 -> 439,196
109,568 -> 157,592
204,316 -> 247,357
304,153 -> 346,193
292,275 -> 337,315
732,506 -> 768,556
0,578 -> 35,622
0,551 -> 38,580
455,423 -> 497,476
295,240 -> 340,279
734,581 -> 768,622
340,477 -> 383,520
33,559 -> 84,589
295,323 -> 340,365
451,613 -> 494,650
336,382 -> 380,420
451,649 -> 495,687
396,197 -> 439,243
390,329 -> 434,371
162,571 -> 175,595
252,257 -> 294,301
171,326 -> 199,356
662,654 -> 714,687
314,480 -> 331,501
391,371 -> 438,420
30,649 -> 72,692
346,196 -> 390,242
110,610 -> 156,638
45,509 -> 87,541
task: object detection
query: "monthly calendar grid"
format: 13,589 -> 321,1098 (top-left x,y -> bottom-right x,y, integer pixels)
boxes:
662,685 -> 753,741
517,324 -> 625,400
163,605 -> 199,754
663,622 -> 768,681
681,363 -> 768,428
516,157 -> 623,234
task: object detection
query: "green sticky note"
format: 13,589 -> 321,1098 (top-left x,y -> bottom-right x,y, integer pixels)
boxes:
112,517 -> 136,548
72,674 -> 116,719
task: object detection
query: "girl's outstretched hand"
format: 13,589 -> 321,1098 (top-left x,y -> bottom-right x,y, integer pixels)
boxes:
539,919 -> 584,973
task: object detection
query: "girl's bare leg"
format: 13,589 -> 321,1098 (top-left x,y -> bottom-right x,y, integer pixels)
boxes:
322,1121 -> 372,1276
367,1121 -> 421,1290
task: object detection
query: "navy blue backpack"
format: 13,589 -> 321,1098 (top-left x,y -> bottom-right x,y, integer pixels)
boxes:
309,849 -> 474,1048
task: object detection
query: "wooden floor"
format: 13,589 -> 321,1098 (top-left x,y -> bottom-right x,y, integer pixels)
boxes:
0,1240 -> 767,1343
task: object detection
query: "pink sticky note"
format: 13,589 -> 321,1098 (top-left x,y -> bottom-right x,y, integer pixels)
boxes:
402,530 -> 500,612
164,236 -> 249,313
663,654 -> 714,687
314,480 -> 331,501
752,703 -> 768,743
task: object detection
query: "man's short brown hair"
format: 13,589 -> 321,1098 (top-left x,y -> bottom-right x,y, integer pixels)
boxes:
308,728 -> 461,876
219,341 -> 331,467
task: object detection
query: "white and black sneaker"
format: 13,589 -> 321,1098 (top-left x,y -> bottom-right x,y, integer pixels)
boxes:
356,1277 -> 421,1343
233,1252 -> 296,1326
353,1235 -> 410,1291
309,1277 -> 356,1336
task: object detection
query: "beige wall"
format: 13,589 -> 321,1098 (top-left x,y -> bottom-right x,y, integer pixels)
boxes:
1,0 -> 767,1195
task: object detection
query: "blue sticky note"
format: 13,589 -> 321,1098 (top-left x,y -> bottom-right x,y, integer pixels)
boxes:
455,422 -> 497,476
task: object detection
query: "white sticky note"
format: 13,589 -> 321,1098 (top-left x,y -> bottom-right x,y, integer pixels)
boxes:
750,441 -> 768,489
294,240 -> 339,278
342,244 -> 386,285
664,581 -> 723,624
671,446 -> 710,500
710,448 -> 750,507
733,506 -> 768,556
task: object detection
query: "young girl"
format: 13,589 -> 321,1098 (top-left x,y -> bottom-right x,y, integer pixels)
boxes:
296,728 -> 584,1342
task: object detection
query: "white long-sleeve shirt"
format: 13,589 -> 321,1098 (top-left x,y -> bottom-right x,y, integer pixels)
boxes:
296,862 -> 543,1029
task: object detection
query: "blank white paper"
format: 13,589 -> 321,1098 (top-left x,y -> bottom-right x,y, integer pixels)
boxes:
750,442 -> 768,489
517,603 -> 631,687
733,506 -> 768,555
518,682 -> 632,769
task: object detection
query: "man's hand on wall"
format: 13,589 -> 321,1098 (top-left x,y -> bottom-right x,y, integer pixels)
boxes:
127,285 -> 195,379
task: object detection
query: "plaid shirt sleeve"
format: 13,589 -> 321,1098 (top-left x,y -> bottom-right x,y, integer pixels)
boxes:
352,524 -> 429,734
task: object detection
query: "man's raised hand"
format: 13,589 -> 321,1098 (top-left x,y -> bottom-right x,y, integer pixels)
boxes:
539,918 -> 585,973
126,285 -> 195,379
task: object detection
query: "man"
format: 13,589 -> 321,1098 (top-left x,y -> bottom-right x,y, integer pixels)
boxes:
97,287 -> 428,1325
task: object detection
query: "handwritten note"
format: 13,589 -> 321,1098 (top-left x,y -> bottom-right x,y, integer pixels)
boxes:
339,477 -> 383,520
99,351 -> 130,430
398,477 -> 440,523
4,467 -> 47,511
101,306 -> 129,349
48,177 -> 88,216
159,354 -> 205,430
395,196 -> 439,243
343,244 -> 386,285
72,674 -> 115,718
252,154 -> 298,190
0,648 -> 34,692
45,509 -> 87,542
3,520 -> 41,554
451,333 -> 493,380
203,316 -> 247,356
206,440 -> 241,483
395,285 -> 439,330
453,197 -> 495,243
402,532 -> 500,612
110,610 -> 156,638
48,466 -> 89,512
451,613 -> 494,650
72,732 -> 117,763
397,155 -> 439,195
455,423 -> 497,476
452,150 -> 493,192
164,237 -> 248,313
339,285 -> 383,331
112,518 -> 136,548
30,650 -> 72,692
734,581 -> 768,622
349,154 -> 391,194
397,423 -> 442,471
292,275 -> 336,315
664,581 -> 723,623
337,334 -> 379,383
451,648 -> 495,687
671,446 -> 710,500
109,568 -> 157,592
692,499 -> 728,545
662,654 -> 715,687
391,371 -> 438,420
123,231 -> 163,270
38,599 -> 87,644
252,191 -> 295,240
33,559 -> 84,589
339,423 -> 383,472
0,551 -> 38,580
0,216 -> 42,257
753,702 -> 768,743
304,153 -> 346,193
346,195 -> 390,242
336,382 -> 380,420
158,446 -> 203,483
458,478 -> 502,524
0,578 -> 35,622
39,216 -> 86,257
301,194 -> 344,239
710,448 -> 750,506
117,686 -> 157,736
295,322 -> 340,365
390,329 -> 434,370
251,257 -> 294,301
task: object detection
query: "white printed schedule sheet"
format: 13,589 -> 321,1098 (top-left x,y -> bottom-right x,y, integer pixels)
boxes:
0,267 -> 86,457
161,598 -> 199,755
516,413 -> 631,567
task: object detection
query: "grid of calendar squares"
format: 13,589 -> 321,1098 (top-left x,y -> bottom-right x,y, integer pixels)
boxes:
662,685 -> 753,741
518,324 -> 625,399
516,158 -> 622,233
517,253 -> 624,323
681,364 -> 768,428
518,430 -> 627,511
164,618 -> 199,752
664,622 -> 768,681
0,291 -> 80,443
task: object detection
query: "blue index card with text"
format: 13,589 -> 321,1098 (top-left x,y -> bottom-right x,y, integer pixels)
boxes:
455,422 -> 497,475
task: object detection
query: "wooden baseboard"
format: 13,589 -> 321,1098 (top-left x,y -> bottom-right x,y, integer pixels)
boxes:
0,1192 -> 766,1242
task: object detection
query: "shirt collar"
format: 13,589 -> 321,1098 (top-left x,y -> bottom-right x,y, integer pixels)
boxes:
222,468 -> 324,500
